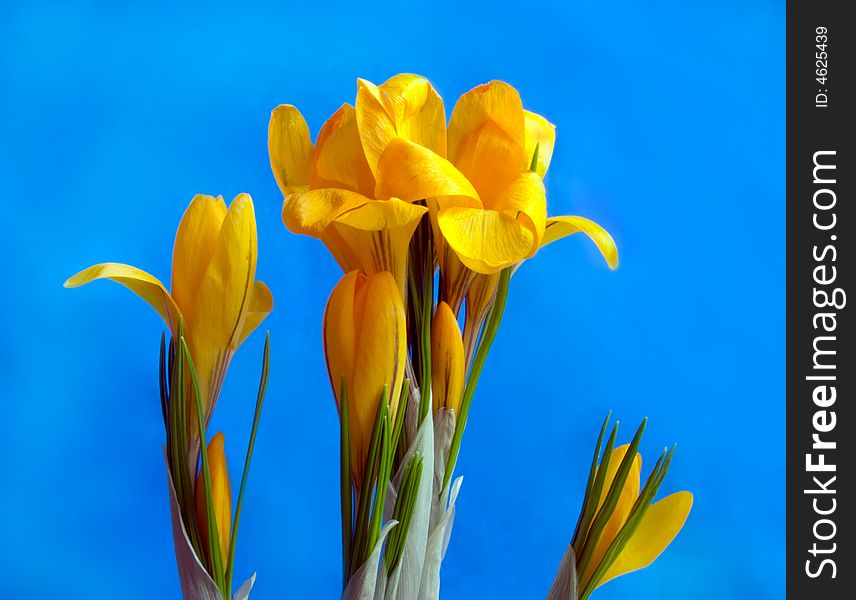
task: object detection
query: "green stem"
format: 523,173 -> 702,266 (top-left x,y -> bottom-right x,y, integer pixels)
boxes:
442,267 -> 511,494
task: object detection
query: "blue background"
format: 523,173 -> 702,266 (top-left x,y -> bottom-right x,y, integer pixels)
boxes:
0,1 -> 784,598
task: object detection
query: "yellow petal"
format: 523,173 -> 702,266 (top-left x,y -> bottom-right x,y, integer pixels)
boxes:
330,199 -> 427,298
598,491 -> 693,587
431,301 -> 465,414
269,105 -> 313,195
524,110 -> 556,176
374,137 -> 480,208
311,104 -> 376,197
238,280 -> 273,346
282,188 -> 372,238
171,194 -> 228,319
492,172 -> 547,255
583,445 -> 642,588
64,263 -> 181,332
437,240 -> 476,316
195,431 -> 232,564
447,81 -> 525,203
542,216 -> 619,269
437,206 -> 534,274
187,193 -> 258,418
356,75 -> 447,176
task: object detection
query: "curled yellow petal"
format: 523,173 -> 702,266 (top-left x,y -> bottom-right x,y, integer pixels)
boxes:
431,301 -> 465,414
598,491 -> 693,587
311,103 -> 375,197
330,199 -> 427,298
524,110 -> 556,176
437,206 -> 534,274
171,194 -> 228,318
238,280 -> 273,346
374,137 -> 480,207
269,105 -> 313,195
282,188 -> 371,238
356,75 -> 446,176
492,171 -> 547,255
542,216 -> 619,269
195,431 -> 232,564
64,263 -> 181,332
324,270 -> 359,414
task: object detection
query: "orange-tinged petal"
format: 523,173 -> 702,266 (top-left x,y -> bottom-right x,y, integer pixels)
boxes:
330,199 -> 427,298
447,81 -> 526,203
237,280 -> 273,346
351,271 -> 406,475
598,491 -> 693,587
374,137 -> 480,207
524,110 -> 555,176
437,206 -> 534,274
325,271 -> 406,481
311,104 -> 375,197
171,194 -> 228,319
542,216 -> 619,269
431,302 -> 466,414
64,263 -> 181,332
282,188 -> 371,238
356,75 -> 447,176
269,105 -> 313,194
324,270 -> 360,413
492,171 -> 547,255
187,193 -> 258,420
195,432 -> 232,564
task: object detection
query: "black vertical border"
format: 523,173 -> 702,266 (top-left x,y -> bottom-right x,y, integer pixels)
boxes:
788,2 -> 853,597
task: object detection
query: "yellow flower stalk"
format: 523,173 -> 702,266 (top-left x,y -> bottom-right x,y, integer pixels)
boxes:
65,193 -> 273,599
196,432 -> 233,564
64,193 -> 273,446
269,74 -> 477,298
431,302 -> 465,414
323,270 -> 406,482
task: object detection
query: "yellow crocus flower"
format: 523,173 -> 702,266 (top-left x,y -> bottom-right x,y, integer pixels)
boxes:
64,194 -> 273,436
195,431 -> 232,564
581,444 -> 693,591
323,270 -> 406,482
269,74 -> 476,298
431,301 -> 466,414
372,80 -> 619,277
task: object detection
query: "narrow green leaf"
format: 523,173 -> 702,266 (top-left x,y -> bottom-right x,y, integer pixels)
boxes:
571,412 -> 611,550
180,336 -> 225,594
225,332 -> 270,594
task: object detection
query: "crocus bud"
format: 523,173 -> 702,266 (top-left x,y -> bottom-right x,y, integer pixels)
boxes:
324,270 -> 406,482
195,432 -> 232,563
431,301 -> 465,414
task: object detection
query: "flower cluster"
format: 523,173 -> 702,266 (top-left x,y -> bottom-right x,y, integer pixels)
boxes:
269,74 -> 679,600
65,73 -> 691,600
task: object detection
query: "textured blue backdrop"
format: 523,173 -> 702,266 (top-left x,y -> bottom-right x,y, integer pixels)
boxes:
0,1 -> 784,598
